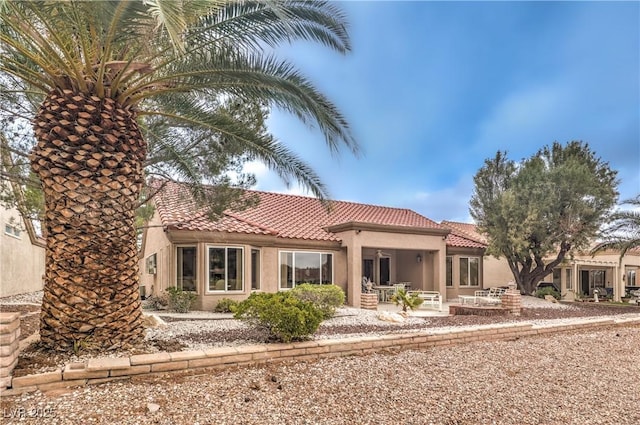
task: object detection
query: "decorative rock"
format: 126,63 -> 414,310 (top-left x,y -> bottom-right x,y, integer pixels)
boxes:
544,295 -> 558,303
377,312 -> 405,323
142,314 -> 167,329
147,403 -> 160,414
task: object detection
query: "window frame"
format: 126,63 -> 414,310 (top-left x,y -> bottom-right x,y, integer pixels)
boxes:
459,256 -> 480,287
445,256 -> 453,287
4,223 -> 21,239
251,248 -> 261,291
175,245 -> 197,292
206,245 -> 245,293
278,250 -> 334,289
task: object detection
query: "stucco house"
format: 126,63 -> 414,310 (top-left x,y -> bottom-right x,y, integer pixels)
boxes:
0,202 -> 45,297
441,220 -> 640,302
139,180 -> 487,309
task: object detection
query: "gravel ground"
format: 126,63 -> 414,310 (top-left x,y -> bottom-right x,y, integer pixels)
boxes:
2,326 -> 639,425
2,292 -> 640,424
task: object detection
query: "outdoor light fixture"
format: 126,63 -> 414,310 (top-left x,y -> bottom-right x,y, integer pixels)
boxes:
416,254 -> 422,263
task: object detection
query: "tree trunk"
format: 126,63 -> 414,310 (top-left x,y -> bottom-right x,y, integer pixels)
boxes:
31,89 -> 146,352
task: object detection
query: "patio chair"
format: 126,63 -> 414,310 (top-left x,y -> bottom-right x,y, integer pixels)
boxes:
474,287 -> 506,305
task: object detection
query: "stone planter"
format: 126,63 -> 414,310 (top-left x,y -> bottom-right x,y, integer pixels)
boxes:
360,293 -> 378,310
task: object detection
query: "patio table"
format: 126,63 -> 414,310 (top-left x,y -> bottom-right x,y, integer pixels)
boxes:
372,286 -> 395,302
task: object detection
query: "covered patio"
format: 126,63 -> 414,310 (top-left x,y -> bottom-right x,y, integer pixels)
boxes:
327,221 -> 450,307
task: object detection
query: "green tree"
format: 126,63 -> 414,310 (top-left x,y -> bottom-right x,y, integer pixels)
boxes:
591,195 -> 640,261
1,1 -> 357,352
470,141 -> 618,295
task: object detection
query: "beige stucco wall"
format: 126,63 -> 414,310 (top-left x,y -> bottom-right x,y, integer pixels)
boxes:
482,255 -> 515,288
139,210 -> 172,298
141,219 -> 347,310
0,205 -> 45,297
141,221 -> 452,308
444,247 -> 485,300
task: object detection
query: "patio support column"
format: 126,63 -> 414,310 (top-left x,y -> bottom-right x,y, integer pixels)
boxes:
573,262 -> 578,296
616,264 -> 621,301
344,234 -> 363,307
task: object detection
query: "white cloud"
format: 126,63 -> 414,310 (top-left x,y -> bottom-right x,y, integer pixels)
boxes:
474,82 -> 572,156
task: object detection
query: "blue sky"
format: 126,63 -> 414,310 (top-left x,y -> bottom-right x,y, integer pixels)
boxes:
249,1 -> 639,223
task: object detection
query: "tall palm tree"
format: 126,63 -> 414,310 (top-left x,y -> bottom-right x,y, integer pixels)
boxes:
591,195 -> 640,260
1,1 -> 356,352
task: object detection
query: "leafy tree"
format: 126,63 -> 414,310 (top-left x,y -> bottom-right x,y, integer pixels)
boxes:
470,141 -> 618,295
591,195 -> 640,261
0,1 -> 357,352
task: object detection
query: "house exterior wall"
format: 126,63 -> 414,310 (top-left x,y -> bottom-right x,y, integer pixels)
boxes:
444,247 -> 485,300
141,221 -> 451,309
483,255 -> 515,288
0,205 -> 45,297
139,211 -> 172,298
141,219 -> 347,310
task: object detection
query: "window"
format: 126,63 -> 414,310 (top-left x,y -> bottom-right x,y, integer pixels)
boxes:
565,268 -> 572,290
591,270 -> 605,290
146,253 -> 157,275
626,268 -> 636,286
4,223 -> 21,238
208,246 -> 243,292
279,251 -> 333,289
553,269 -> 561,288
459,257 -> 479,287
251,249 -> 261,291
176,246 -> 197,291
445,256 -> 453,287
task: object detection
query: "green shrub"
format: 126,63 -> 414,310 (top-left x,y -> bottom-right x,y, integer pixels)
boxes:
390,289 -> 423,312
535,286 -> 560,300
290,283 -> 345,319
234,292 -> 323,343
166,286 -> 197,313
214,298 -> 239,313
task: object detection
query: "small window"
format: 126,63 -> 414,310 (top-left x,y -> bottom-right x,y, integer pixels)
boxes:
176,246 -> 197,292
445,256 -> 453,287
146,253 -> 157,275
251,249 -> 261,291
459,257 -> 479,287
4,223 -> 21,238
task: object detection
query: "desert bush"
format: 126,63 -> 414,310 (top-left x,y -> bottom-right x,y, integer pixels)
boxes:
144,293 -> 169,310
214,298 -> 239,313
234,292 -> 323,342
535,286 -> 560,300
166,286 -> 197,313
290,283 -> 345,319
390,289 -> 423,312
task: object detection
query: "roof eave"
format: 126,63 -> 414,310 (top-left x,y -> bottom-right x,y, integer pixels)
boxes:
326,221 -> 450,237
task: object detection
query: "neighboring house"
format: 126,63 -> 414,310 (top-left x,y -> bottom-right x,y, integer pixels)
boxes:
441,221 -> 640,302
0,202 -> 45,297
140,180 -> 490,309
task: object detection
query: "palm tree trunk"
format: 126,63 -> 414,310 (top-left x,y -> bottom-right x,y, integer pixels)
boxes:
31,88 -> 146,351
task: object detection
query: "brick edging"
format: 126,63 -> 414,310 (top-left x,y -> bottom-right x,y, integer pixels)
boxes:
2,315 -> 639,396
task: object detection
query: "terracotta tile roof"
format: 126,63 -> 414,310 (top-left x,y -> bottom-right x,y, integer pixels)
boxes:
441,221 -> 488,249
153,180 -> 446,242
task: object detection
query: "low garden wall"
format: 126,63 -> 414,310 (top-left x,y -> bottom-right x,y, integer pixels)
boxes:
2,314 -> 639,396
0,312 -> 20,389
